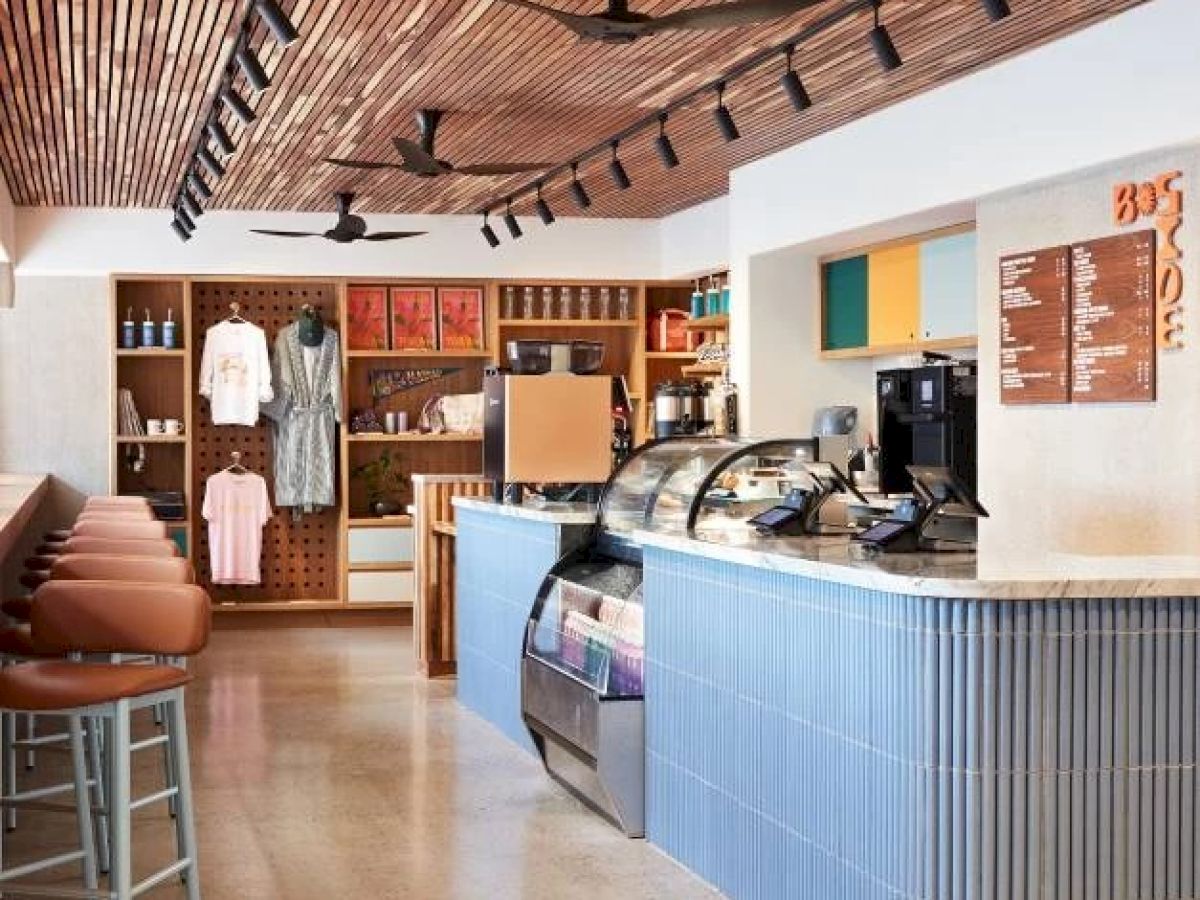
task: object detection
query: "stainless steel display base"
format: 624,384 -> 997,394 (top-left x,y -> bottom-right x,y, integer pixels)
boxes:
521,656 -> 645,837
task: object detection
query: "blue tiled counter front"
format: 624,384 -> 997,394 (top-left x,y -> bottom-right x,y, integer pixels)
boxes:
454,500 -> 593,753
643,544 -> 1200,900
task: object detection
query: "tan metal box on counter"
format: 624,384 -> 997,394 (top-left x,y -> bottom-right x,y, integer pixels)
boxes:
484,374 -> 612,486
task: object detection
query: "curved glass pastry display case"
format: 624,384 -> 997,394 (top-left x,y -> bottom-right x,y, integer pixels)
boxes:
521,437 -> 816,837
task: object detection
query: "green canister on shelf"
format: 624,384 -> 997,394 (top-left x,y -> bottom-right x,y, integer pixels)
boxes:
706,287 -> 721,316
720,285 -> 731,314
690,290 -> 705,318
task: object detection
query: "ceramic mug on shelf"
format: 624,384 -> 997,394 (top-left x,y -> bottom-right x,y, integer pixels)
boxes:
163,419 -> 183,436
146,419 -> 165,435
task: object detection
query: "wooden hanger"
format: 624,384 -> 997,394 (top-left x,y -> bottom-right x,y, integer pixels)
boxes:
223,450 -> 248,474
226,301 -> 247,323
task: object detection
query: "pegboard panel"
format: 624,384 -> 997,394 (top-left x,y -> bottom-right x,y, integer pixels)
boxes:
189,282 -> 342,603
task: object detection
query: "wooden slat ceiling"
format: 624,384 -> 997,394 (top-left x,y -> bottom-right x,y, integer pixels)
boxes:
0,0 -> 1147,219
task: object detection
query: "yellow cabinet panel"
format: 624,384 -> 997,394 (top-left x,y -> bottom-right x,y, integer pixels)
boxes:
868,244 -> 921,347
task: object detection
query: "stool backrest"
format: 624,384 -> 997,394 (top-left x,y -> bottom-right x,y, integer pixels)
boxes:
76,509 -> 156,522
50,554 -> 195,584
31,581 -> 211,656
59,537 -> 180,558
73,519 -> 168,540
84,496 -> 151,509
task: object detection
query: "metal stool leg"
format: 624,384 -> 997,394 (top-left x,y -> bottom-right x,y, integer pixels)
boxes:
167,693 -> 201,899
68,716 -> 98,892
23,714 -> 34,770
2,711 -> 14,831
87,716 -> 110,874
109,699 -> 133,900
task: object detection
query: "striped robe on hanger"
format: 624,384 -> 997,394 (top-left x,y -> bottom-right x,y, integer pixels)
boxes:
261,323 -> 342,513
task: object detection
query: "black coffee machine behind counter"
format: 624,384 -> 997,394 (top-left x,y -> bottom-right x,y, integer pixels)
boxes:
876,361 -> 977,495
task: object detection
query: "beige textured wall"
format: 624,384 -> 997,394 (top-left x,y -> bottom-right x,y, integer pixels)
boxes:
976,146 -> 1200,575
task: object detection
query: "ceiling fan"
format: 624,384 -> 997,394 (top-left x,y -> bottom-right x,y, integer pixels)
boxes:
323,109 -> 555,178
250,192 -> 425,243
493,0 -> 830,43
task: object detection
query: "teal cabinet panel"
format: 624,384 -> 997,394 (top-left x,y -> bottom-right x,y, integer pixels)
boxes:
822,255 -> 869,350
919,232 -> 977,341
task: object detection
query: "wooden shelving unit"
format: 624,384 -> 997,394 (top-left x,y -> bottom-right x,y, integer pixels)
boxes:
346,433 -> 482,443
347,349 -> 493,359
496,319 -> 641,329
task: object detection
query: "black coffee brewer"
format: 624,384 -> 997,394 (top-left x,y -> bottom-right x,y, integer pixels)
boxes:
653,380 -> 712,438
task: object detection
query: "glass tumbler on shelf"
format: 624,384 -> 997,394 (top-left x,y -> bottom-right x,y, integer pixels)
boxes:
541,286 -> 555,319
617,286 -> 631,320
559,286 -> 573,320
598,287 -> 612,320
579,287 -> 593,320
522,286 -> 535,319
503,286 -> 516,320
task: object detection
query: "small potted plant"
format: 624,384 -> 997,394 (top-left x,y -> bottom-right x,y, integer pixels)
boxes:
352,450 -> 408,517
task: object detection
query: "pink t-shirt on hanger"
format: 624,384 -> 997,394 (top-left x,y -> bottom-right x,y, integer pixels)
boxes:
202,470 -> 272,585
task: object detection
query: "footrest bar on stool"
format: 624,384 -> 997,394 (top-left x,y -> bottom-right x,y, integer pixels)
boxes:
132,857 -> 192,898
129,785 -> 178,812
130,734 -> 169,752
0,848 -> 85,881
1,778 -> 96,805
0,884 -> 106,899
12,732 -> 70,748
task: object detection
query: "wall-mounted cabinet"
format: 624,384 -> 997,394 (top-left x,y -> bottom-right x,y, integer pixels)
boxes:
821,225 -> 978,359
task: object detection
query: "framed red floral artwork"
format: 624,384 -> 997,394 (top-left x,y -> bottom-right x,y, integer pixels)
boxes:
389,288 -> 438,351
437,288 -> 485,351
346,287 -> 389,351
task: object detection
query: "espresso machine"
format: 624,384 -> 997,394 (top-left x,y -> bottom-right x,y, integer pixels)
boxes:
653,381 -> 713,438
876,361 -> 977,495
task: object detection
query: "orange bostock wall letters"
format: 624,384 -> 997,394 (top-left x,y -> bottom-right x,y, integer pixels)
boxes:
1113,170 -> 1184,348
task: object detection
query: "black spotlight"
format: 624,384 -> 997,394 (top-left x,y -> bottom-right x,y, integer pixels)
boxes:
534,184 -> 555,225
235,43 -> 270,93
171,218 -> 193,242
197,146 -> 226,179
480,212 -> 500,248
609,141 -> 631,190
569,163 -> 591,210
713,83 -> 740,142
981,0 -> 1010,20
503,199 -> 522,239
781,46 -> 812,112
656,114 -> 679,169
208,119 -> 236,156
188,172 -> 213,200
256,0 -> 300,46
175,205 -> 196,232
221,85 -> 256,125
869,1 -> 902,72
180,189 -> 203,219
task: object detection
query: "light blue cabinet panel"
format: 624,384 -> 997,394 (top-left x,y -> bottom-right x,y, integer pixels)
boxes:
919,231 -> 977,341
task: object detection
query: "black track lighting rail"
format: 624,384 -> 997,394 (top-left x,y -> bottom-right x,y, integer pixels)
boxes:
476,0 -> 877,227
168,0 -> 299,241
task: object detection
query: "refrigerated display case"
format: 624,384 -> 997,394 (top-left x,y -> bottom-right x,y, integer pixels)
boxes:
521,437 -> 815,836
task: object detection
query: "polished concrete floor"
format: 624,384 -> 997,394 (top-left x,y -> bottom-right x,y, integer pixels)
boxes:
6,624 -> 718,899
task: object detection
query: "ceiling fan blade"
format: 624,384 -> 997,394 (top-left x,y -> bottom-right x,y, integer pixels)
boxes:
493,0 -> 605,37
321,157 -> 406,171
362,231 -> 427,241
455,162 -> 555,176
392,137 -> 447,175
647,0 -> 826,31
251,229 -> 321,237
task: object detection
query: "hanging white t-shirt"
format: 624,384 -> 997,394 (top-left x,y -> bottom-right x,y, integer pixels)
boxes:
202,470 -> 272,585
199,321 -> 274,426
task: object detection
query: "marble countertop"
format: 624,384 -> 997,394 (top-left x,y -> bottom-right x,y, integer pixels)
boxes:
452,496 -> 597,525
0,473 -> 49,565
634,526 -> 1200,600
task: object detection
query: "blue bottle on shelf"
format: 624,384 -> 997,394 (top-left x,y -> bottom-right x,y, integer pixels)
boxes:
141,310 -> 156,348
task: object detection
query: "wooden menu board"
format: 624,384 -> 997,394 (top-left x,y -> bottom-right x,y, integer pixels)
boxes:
1070,231 -> 1156,402
999,246 -> 1071,404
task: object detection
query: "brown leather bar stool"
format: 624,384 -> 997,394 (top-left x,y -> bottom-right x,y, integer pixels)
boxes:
16,540 -> 183,612
82,496 -> 151,508
43,506 -> 158,544
0,581 -> 209,900
43,518 -> 168,547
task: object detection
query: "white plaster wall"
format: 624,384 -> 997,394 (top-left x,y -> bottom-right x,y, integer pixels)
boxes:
975,146 -> 1200,575
659,196 -> 730,279
15,208 -> 662,280
0,275 -> 110,501
729,0 -> 1200,435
